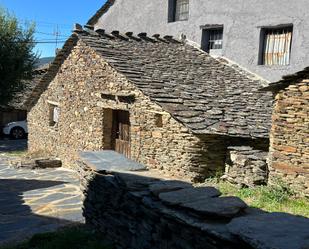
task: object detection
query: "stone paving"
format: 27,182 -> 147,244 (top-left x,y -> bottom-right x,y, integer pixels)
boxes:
0,155 -> 84,245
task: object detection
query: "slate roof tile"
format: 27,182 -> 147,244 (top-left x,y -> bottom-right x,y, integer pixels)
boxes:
73,30 -> 273,138
30,28 -> 273,139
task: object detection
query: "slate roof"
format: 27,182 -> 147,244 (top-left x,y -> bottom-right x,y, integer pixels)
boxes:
25,37 -> 78,110
87,0 -> 115,26
73,29 -> 273,138
262,67 -> 309,92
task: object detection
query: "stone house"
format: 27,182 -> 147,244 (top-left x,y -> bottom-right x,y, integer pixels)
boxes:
88,0 -> 309,82
27,27 -> 273,181
263,68 -> 309,196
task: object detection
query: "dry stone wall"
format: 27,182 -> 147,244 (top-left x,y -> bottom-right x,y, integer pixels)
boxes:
223,146 -> 268,187
268,81 -> 309,196
28,41 -> 227,181
77,160 -> 309,249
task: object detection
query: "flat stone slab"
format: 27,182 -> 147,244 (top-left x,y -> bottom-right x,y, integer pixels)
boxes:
149,180 -> 192,196
227,212 -> 309,249
181,196 -> 248,218
79,150 -> 146,172
159,187 -> 221,205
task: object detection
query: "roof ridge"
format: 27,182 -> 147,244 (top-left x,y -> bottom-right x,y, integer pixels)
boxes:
77,28 -> 184,44
87,0 -> 116,26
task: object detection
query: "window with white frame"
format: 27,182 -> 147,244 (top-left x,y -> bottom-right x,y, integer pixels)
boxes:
260,26 -> 293,65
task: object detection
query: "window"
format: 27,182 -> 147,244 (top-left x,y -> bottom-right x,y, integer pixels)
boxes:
259,26 -> 293,65
201,26 -> 224,55
154,114 -> 163,127
49,104 -> 60,127
168,0 -> 189,22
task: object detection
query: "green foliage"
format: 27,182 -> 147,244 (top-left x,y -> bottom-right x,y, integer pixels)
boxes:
203,179 -> 309,217
0,7 -> 37,105
0,226 -> 111,249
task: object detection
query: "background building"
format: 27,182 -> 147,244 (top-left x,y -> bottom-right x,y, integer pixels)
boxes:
88,0 -> 309,82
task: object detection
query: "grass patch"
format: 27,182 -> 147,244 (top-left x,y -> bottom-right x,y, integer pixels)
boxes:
203,179 -> 309,218
0,226 -> 111,249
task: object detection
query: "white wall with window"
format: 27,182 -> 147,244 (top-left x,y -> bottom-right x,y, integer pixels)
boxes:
260,26 -> 293,66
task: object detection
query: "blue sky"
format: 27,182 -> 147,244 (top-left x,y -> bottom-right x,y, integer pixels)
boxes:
0,0 -> 105,58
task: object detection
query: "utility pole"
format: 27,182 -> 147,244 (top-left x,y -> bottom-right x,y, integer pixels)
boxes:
54,24 -> 60,55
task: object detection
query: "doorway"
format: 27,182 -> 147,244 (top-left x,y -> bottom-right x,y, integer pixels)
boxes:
111,110 -> 131,158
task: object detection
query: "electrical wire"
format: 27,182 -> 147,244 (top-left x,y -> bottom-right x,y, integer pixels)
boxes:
35,31 -> 70,38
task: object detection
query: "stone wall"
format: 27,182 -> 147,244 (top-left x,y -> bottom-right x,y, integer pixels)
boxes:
28,41 -> 228,181
223,146 -> 268,187
268,80 -> 309,196
77,160 -> 309,249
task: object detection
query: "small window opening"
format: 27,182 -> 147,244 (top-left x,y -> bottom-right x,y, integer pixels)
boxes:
155,114 -> 163,127
118,95 -> 135,104
101,93 -> 116,101
168,0 -> 189,22
201,26 -> 224,55
259,25 -> 293,65
49,104 -> 60,127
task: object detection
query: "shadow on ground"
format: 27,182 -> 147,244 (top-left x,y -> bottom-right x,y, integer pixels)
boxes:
0,139 -> 27,153
0,178 -> 82,246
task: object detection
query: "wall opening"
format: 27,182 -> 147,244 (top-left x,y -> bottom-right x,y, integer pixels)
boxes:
103,109 -> 131,158
168,0 -> 189,22
201,25 -> 224,56
154,113 -> 163,127
48,104 -> 60,127
258,25 -> 293,65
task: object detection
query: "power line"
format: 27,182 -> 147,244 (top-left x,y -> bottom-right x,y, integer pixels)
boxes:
6,40 -> 67,44
35,31 -> 70,38
20,18 -> 73,28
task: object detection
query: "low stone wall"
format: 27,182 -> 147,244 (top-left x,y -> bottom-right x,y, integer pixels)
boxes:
223,146 -> 268,187
269,81 -> 309,196
77,161 -> 309,249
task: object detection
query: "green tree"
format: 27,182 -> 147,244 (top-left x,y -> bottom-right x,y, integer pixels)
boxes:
0,8 -> 37,105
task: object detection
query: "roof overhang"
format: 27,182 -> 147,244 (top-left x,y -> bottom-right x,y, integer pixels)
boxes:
87,0 -> 116,26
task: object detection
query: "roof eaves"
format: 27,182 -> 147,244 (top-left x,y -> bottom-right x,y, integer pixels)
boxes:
26,34 -> 79,110
261,67 -> 309,92
87,0 -> 116,26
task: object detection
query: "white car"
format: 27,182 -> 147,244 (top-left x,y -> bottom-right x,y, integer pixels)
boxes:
3,120 -> 28,139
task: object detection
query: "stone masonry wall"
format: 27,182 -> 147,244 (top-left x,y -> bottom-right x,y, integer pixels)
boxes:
28,41 -> 227,181
269,80 -> 309,196
223,146 -> 268,187
77,160 -> 309,249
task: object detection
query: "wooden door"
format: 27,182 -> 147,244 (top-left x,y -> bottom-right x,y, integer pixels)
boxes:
113,110 -> 131,158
